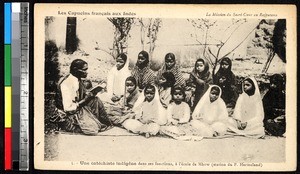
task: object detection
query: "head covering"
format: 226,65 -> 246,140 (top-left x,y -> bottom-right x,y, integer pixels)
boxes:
235,77 -> 264,121
165,53 -> 176,62
262,74 -> 286,122
192,58 -> 211,81
136,50 -> 150,68
230,77 -> 265,138
269,73 -> 285,91
243,78 -> 256,96
192,85 -> 228,125
133,84 -> 167,125
220,57 -> 232,71
214,57 -> 235,85
106,53 -> 131,97
157,53 -> 186,87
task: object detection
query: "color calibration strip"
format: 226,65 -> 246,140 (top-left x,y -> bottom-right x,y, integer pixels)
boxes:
5,2 -> 12,170
5,3 -> 30,171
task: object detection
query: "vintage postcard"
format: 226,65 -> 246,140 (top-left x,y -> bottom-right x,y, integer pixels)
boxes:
34,4 -> 297,171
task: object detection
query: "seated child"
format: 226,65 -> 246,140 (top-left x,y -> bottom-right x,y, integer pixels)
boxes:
227,77 -> 265,138
122,84 -> 167,137
187,58 -> 213,111
214,57 -> 237,108
214,57 -> 236,87
158,72 -> 176,108
120,76 -> 141,109
106,76 -> 141,126
263,74 -> 286,136
191,85 -> 229,137
166,86 -> 191,125
160,86 -> 191,138
99,53 -> 131,103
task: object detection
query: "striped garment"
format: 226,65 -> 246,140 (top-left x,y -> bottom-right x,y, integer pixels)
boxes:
131,66 -> 156,90
157,65 -> 186,87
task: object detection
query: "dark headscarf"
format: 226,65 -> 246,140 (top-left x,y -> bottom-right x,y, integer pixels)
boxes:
165,53 -> 175,62
192,58 -> 211,81
137,51 -> 150,69
219,57 -> 232,71
214,57 -> 235,86
269,74 -> 285,91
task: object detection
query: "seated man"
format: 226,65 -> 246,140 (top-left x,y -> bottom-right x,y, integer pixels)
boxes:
56,59 -> 113,135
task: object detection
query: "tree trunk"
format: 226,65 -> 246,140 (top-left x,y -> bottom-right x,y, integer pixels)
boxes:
65,17 -> 77,54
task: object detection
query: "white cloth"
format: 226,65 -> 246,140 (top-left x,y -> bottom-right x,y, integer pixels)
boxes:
132,86 -> 167,125
60,74 -> 79,112
167,102 -> 190,124
106,57 -> 131,97
190,85 -> 228,137
192,85 -> 228,124
228,77 -> 265,138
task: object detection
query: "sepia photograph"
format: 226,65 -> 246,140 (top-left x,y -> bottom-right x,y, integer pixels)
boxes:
34,4 -> 297,171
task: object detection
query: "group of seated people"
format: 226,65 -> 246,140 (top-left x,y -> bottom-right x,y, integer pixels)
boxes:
55,50 -> 286,140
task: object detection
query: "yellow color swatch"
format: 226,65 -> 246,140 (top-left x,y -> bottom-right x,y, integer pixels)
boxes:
5,86 -> 12,128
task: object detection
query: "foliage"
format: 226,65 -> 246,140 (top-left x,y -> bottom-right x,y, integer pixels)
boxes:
45,40 -> 60,92
137,18 -> 162,61
187,18 -> 257,79
108,17 -> 135,58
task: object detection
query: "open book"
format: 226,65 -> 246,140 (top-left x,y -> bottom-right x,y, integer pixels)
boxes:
88,85 -> 104,96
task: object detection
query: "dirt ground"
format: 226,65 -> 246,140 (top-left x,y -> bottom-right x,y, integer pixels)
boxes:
45,127 -> 285,165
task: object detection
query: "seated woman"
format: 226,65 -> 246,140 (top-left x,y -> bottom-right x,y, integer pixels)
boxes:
106,76 -> 142,126
57,59 -> 113,135
228,77 -> 265,138
157,53 -> 186,87
122,84 -> 167,137
158,72 -> 176,108
263,74 -> 286,136
187,58 -> 213,111
190,85 -> 229,137
100,53 -> 131,103
131,51 -> 156,91
160,86 -> 191,138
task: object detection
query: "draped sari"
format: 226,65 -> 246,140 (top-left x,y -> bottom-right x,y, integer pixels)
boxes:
227,77 -> 265,138
123,86 -> 167,135
191,85 -> 229,137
